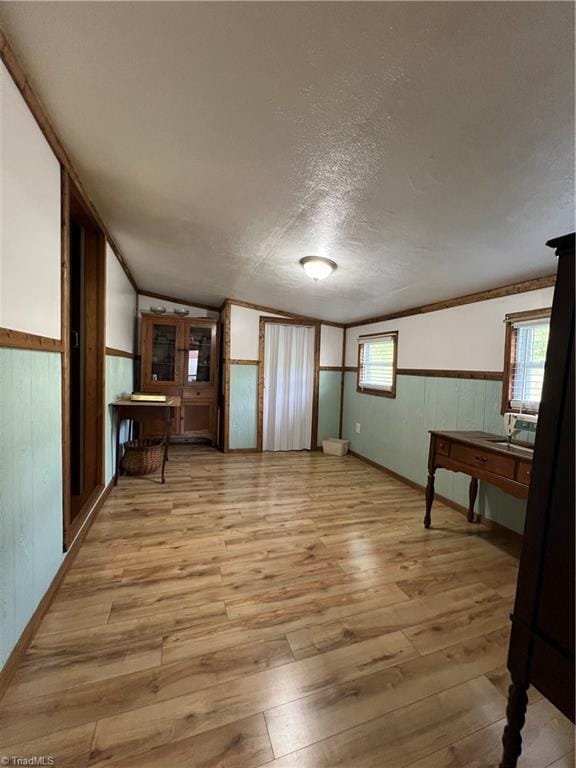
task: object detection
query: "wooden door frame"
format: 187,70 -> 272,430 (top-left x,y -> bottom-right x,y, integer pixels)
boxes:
62,172 -> 106,550
257,316 -> 320,452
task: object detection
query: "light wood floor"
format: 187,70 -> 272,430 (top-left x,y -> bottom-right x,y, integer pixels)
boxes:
0,449 -> 573,767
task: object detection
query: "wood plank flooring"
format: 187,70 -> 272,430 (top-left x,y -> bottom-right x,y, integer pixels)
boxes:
0,448 -> 573,767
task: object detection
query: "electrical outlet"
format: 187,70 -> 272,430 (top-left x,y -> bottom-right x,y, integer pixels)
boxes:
355,423 -> 361,434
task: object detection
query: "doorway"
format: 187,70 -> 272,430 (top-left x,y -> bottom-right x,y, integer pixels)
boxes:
63,177 -> 106,548
258,318 -> 320,451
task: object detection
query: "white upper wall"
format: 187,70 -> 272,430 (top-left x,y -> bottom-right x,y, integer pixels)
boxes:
138,294 -> 219,319
345,287 -> 555,370
320,325 -> 344,367
229,303 -> 344,363
0,59 -> 61,339
229,304 -> 283,360
106,243 -> 136,352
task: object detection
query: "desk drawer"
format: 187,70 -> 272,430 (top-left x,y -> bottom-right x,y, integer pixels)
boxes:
451,443 -> 515,479
436,437 -> 451,456
516,461 -> 532,486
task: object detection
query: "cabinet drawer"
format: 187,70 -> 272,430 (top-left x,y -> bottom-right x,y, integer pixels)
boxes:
516,461 -> 532,486
451,443 -> 515,479
436,437 -> 451,456
185,387 -> 215,402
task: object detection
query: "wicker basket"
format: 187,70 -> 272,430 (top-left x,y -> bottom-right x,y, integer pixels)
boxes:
121,439 -> 165,476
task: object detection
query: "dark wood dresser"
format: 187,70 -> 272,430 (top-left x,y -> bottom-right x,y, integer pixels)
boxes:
500,232 -> 575,767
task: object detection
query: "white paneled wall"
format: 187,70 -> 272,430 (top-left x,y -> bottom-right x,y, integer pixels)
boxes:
320,325 -> 344,367
0,60 -> 61,338
106,244 -> 137,352
345,287 -> 554,370
229,304 -> 283,359
229,303 -> 344,364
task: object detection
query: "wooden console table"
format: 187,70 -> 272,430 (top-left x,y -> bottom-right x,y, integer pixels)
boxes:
424,430 -> 533,528
111,396 -> 181,485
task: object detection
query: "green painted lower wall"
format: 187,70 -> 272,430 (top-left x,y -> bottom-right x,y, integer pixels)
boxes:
0,351 -> 133,670
229,364 -> 259,449
342,372 -> 526,534
0,349 -> 63,668
317,370 -> 342,446
228,366 -> 343,450
105,355 -> 135,484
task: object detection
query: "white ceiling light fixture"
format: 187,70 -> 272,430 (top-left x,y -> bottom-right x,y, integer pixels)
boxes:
299,256 -> 337,281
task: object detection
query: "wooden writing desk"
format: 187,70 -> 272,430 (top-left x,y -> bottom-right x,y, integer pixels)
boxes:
424,430 -> 533,528
111,397 -> 181,485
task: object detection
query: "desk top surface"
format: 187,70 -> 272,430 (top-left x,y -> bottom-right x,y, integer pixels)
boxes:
112,396 -> 182,408
430,430 -> 534,462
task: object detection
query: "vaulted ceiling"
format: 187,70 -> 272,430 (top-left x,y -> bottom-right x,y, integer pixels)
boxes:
0,1 -> 573,322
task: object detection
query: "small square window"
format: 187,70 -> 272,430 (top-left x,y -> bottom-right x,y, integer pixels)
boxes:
357,331 -> 398,398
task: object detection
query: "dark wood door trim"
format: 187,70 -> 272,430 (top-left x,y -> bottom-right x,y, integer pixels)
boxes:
222,304 -> 232,452
63,176 -> 106,551
61,169 -> 71,550
257,316 -> 320,452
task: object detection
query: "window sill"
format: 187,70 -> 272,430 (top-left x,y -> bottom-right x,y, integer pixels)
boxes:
356,386 -> 396,399
501,405 -> 539,415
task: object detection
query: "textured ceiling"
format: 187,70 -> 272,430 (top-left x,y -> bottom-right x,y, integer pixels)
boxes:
0,2 -> 573,322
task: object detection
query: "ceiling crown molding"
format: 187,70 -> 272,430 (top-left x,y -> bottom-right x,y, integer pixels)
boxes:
345,273 -> 556,329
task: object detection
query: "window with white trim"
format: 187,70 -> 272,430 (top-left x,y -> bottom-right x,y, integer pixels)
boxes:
503,310 -> 551,413
357,331 -> 398,398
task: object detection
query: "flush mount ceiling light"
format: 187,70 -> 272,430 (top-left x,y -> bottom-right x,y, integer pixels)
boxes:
299,256 -> 337,281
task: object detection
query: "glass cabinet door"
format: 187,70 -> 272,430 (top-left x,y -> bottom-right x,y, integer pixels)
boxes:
185,326 -> 213,384
150,322 -> 178,383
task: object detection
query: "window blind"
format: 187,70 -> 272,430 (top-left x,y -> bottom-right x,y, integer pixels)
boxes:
359,335 -> 395,391
510,318 -> 550,411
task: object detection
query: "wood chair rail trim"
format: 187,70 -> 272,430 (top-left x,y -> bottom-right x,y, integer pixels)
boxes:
342,366 -> 503,381
0,327 -> 63,352
397,369 -> 504,381
105,347 -> 135,359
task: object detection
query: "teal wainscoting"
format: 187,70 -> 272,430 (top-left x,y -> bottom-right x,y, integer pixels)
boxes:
229,364 -> 258,450
105,355 -> 134,485
342,373 -> 526,534
0,349 -> 63,669
317,371 -> 342,446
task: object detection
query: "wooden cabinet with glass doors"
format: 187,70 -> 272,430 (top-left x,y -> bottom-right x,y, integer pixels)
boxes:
140,314 -> 219,443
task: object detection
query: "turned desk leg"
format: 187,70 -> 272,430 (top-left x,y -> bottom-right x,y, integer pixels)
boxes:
424,469 -> 435,529
468,477 -> 478,523
161,409 -> 171,484
114,414 -> 122,486
499,682 -> 529,768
